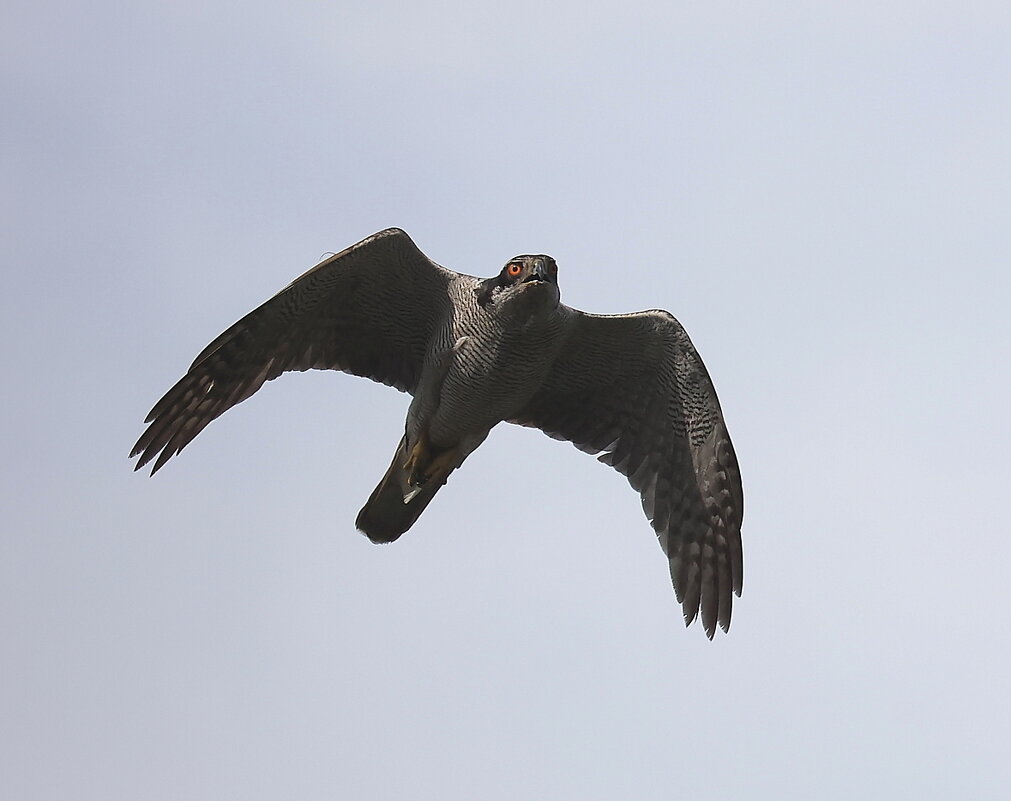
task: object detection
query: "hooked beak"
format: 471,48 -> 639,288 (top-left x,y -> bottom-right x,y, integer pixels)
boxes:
523,259 -> 553,284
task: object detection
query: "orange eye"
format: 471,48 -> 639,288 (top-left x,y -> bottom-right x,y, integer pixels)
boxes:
507,263 -> 522,278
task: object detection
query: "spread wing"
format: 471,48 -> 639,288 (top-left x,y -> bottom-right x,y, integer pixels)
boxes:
510,308 -> 744,638
131,228 -> 455,474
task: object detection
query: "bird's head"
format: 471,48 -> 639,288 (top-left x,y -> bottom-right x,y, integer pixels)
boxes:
476,255 -> 560,309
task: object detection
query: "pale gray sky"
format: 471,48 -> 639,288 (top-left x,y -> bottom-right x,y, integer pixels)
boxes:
3,2 -> 1010,799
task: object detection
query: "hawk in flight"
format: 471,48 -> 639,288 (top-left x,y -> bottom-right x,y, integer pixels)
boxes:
131,229 -> 744,637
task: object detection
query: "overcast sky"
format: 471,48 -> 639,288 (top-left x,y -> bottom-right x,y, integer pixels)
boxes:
3,2 -> 1010,799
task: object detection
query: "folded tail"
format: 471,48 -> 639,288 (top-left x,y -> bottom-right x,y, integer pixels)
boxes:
355,436 -> 452,543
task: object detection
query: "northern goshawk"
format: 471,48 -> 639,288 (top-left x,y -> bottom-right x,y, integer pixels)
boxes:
131,228 -> 744,637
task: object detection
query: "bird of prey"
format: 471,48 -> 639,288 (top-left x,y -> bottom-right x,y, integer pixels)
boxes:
131,228 -> 743,637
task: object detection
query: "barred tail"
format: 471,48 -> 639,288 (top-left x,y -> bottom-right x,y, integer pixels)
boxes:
355,436 -> 450,543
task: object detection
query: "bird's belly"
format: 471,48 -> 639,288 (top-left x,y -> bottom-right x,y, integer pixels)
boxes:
415,303 -> 567,448
426,357 -> 545,446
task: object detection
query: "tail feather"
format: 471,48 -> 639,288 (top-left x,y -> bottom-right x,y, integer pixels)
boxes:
355,436 -> 451,543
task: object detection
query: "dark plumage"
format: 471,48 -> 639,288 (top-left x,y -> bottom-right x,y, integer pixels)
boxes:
131,228 -> 744,637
